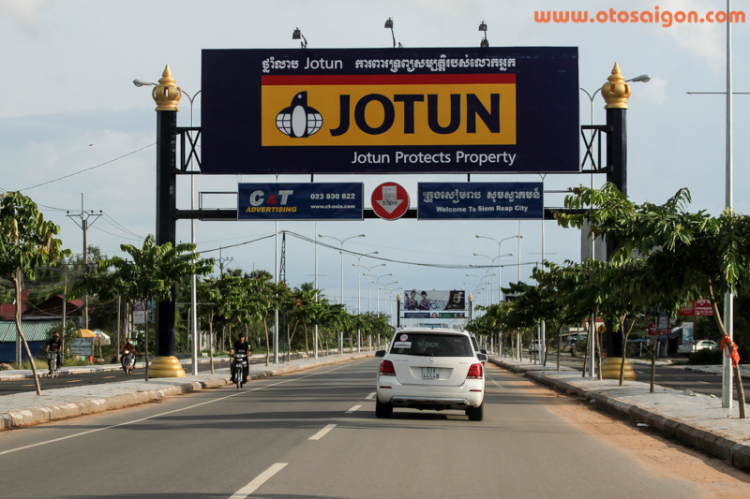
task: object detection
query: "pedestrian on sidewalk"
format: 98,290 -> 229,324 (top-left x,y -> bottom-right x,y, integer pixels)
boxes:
46,333 -> 63,369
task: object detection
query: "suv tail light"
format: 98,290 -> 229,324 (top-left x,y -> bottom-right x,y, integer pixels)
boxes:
466,363 -> 483,379
380,360 -> 396,376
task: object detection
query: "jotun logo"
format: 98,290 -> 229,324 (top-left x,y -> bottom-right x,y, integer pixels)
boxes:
261,74 -> 516,147
275,92 -> 323,138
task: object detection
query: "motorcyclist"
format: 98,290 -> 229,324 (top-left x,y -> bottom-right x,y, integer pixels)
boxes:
45,333 -> 63,372
230,333 -> 251,384
120,338 -> 137,371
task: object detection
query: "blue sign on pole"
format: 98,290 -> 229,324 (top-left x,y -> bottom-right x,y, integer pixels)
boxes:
238,183 -> 364,220
418,182 -> 544,220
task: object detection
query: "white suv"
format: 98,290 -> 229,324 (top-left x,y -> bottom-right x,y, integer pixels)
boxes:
376,328 -> 487,421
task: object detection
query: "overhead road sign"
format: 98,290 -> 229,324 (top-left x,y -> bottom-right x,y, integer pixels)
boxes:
238,183 -> 363,220
418,182 -> 543,220
371,182 -> 409,220
201,47 -> 579,175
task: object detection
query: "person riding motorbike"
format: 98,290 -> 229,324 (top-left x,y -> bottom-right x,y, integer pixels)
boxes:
120,338 -> 137,371
45,333 -> 63,372
230,333 -> 251,384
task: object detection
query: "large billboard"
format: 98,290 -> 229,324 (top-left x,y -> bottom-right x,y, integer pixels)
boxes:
201,47 -> 579,175
402,289 -> 466,319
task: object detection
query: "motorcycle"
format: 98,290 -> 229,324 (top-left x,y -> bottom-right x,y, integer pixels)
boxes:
47,351 -> 59,378
233,353 -> 248,388
122,350 -> 135,375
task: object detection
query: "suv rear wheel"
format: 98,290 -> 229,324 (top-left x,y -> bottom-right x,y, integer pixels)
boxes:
375,397 -> 393,418
466,401 -> 484,421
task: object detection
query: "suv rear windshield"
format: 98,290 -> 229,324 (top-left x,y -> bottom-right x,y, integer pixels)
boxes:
389,333 -> 474,357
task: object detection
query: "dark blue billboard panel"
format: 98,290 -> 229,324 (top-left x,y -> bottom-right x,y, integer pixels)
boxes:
418,182 -> 544,220
237,183 -> 363,220
201,47 -> 579,175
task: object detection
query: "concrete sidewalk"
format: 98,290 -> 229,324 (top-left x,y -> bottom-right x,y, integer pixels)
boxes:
490,356 -> 750,474
0,352 -> 372,430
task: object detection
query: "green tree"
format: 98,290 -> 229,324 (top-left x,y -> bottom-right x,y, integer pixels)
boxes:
559,184 -> 750,413
0,192 -> 71,394
91,234 -> 213,381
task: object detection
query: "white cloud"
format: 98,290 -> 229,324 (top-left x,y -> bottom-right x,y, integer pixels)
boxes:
634,76 -> 668,106
0,0 -> 52,32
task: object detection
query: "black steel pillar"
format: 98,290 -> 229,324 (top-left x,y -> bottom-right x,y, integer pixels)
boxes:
605,105 -> 627,358
150,65 -> 185,377
599,63 -> 636,381
396,294 -> 401,328
155,107 -> 177,358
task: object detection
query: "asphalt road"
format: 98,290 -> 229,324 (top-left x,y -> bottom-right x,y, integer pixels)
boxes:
0,358 -> 723,498
4,353 -> 747,401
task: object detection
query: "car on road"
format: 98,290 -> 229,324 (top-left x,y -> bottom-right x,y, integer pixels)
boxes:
677,339 -> 719,355
375,327 -> 487,421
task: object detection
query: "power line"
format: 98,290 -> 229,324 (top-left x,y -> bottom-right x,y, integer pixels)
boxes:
18,142 -> 156,192
102,212 -> 145,240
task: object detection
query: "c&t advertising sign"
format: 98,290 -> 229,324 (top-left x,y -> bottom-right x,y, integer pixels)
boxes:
202,47 -> 579,175
238,183 -> 363,220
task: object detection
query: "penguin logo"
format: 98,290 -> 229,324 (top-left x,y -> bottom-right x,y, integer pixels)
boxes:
276,92 -> 323,138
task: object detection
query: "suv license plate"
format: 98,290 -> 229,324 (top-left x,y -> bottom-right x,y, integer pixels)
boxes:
422,368 -> 439,380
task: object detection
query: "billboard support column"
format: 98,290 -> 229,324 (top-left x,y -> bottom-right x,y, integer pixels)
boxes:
600,63 -> 635,381
150,65 -> 185,378
396,294 -> 401,329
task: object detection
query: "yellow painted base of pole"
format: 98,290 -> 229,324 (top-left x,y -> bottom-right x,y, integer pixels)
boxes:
148,356 -> 186,378
601,357 -> 637,381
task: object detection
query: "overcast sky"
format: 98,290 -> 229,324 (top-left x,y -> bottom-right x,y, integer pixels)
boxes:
1,0 -> 748,320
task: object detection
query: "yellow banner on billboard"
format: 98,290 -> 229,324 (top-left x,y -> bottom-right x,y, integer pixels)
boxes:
261,74 -> 516,147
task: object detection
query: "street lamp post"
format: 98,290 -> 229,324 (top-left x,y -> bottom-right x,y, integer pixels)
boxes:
475,235 -> 523,301
371,273 -> 394,315
352,252 -> 378,352
380,281 -> 399,316
472,252 -> 513,305
363,264 -> 386,314
319,233 -> 366,354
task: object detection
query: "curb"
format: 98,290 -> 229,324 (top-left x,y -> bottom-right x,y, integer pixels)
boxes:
489,357 -> 750,474
0,353 -> 372,431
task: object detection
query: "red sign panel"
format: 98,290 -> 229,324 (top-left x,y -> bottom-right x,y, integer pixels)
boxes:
677,299 -> 715,317
371,182 -> 409,220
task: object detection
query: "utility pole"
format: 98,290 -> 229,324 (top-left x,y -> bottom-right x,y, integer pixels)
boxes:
217,247 -> 234,276
67,194 -> 102,330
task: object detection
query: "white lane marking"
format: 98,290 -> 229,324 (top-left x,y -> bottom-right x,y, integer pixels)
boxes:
0,363 -> 360,457
229,462 -> 287,498
366,392 -> 376,400
309,424 -> 337,440
346,404 -> 362,414
485,371 -> 505,390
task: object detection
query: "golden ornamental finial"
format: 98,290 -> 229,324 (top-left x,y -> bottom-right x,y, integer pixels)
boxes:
152,65 -> 182,112
600,62 -> 631,109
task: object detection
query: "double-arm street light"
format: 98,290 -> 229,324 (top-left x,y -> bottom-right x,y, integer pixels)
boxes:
370,273 -> 394,315
472,252 -> 513,305
475,235 -> 523,302
380,281 -> 399,315
465,273 -> 492,307
319,233 -> 366,354
352,251 -> 378,352
363,263 -> 386,313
